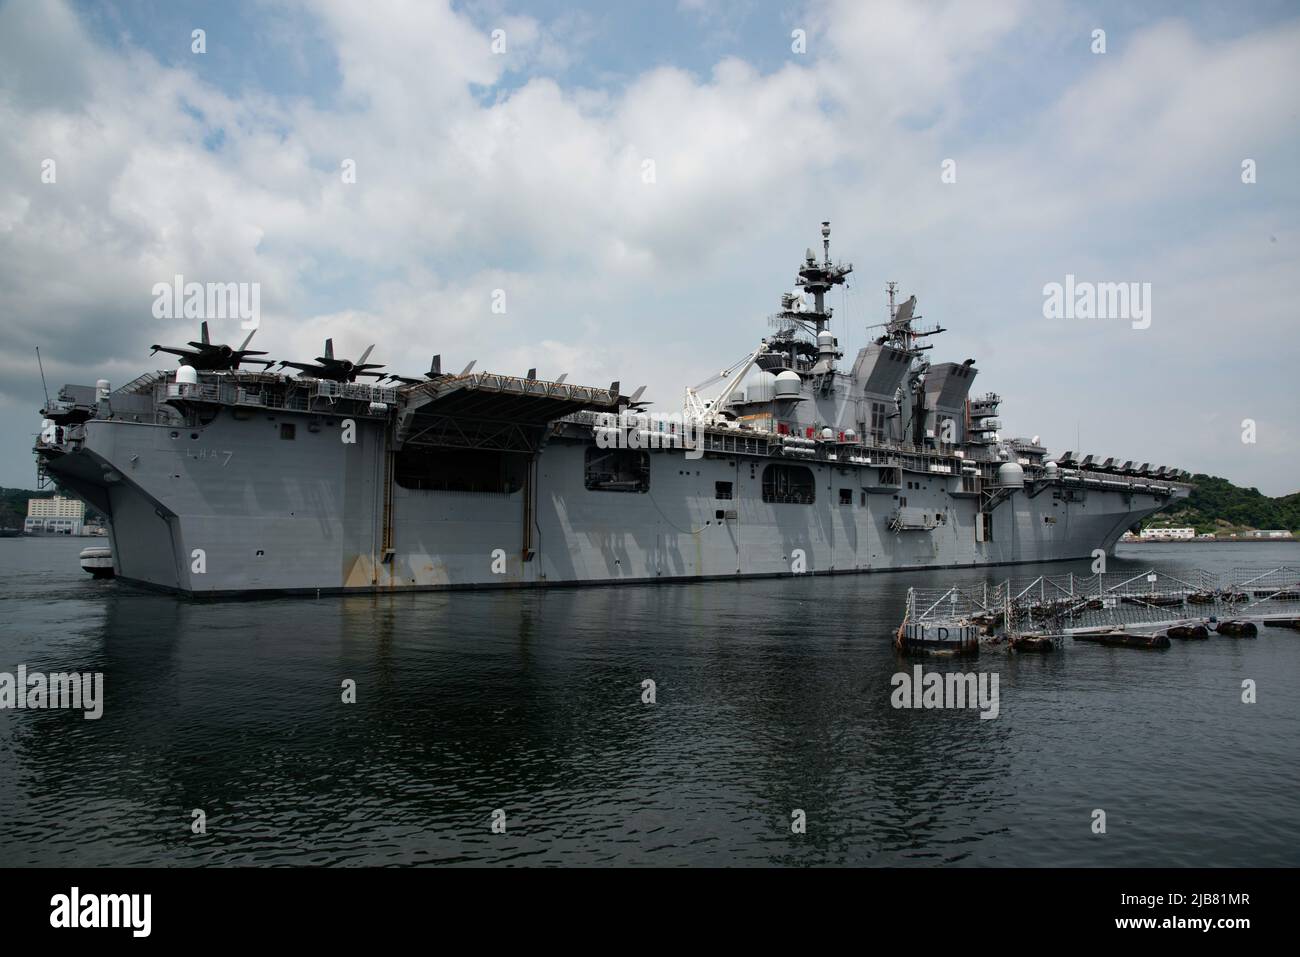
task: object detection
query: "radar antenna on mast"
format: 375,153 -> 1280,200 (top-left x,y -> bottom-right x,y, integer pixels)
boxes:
865,283 -> 945,353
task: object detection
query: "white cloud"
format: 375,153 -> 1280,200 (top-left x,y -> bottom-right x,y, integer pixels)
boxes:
0,0 -> 1297,493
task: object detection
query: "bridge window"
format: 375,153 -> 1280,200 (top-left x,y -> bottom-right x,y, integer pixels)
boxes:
585,448 -> 650,493
870,401 -> 888,443
762,464 -> 815,505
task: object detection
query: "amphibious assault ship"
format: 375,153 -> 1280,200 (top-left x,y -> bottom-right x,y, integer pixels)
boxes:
34,223 -> 1190,595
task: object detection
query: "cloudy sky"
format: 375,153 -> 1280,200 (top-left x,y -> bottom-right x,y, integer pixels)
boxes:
1,0 -> 1297,493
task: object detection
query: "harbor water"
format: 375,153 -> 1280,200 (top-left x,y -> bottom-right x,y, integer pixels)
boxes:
1,537 -> 1298,866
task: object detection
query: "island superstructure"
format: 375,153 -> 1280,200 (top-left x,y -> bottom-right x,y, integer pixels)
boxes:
34,223 -> 1191,596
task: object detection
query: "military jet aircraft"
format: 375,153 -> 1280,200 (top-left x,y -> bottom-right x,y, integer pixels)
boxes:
150,322 -> 272,371
279,339 -> 384,383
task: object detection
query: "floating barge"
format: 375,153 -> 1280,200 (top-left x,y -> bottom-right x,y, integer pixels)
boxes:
1072,630 -> 1171,649
1009,634 -> 1055,653
895,564 -> 1300,654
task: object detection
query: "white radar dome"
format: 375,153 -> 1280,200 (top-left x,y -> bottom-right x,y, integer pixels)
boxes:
995,462 -> 1026,488
748,372 -> 777,403
774,370 -> 801,398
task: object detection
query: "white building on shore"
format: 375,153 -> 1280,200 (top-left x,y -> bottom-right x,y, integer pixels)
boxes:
24,495 -> 85,535
1139,527 -> 1196,540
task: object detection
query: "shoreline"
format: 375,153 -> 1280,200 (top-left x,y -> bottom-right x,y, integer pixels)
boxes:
1121,538 -> 1296,544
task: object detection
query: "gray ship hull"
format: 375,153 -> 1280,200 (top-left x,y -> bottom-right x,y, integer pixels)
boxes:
42,412 -> 1175,597
36,225 -> 1192,596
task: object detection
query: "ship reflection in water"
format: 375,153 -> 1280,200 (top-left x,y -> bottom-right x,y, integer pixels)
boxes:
1,538 -> 1298,866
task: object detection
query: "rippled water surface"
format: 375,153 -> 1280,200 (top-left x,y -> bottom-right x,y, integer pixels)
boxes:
2,538 -> 1298,866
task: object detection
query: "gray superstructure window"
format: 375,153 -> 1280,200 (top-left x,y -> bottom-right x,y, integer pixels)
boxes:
762,464 -> 815,504
585,448 -> 650,493
870,402 -> 887,443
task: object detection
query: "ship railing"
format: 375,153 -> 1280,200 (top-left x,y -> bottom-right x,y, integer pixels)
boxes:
115,370 -> 170,395
161,378 -> 393,413
1227,566 -> 1300,607
162,379 -> 271,409
701,431 -> 769,456
314,380 -> 398,404
908,583 -> 1007,622
1093,568 -> 1216,595
164,381 -> 227,403
559,411 -> 601,426
553,416 -> 1178,488
907,565 -> 1294,637
1056,467 -> 1188,491
1003,567 -> 1218,614
222,386 -> 309,412
558,411 -> 777,453
264,392 -> 311,412
889,508 -> 940,532
1228,565 -> 1300,589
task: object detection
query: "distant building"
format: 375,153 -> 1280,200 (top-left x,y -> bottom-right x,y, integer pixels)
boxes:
24,495 -> 84,535
1246,529 -> 1294,539
1139,527 -> 1195,540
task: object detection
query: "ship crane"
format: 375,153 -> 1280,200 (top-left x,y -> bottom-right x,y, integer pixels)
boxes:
683,343 -> 766,426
